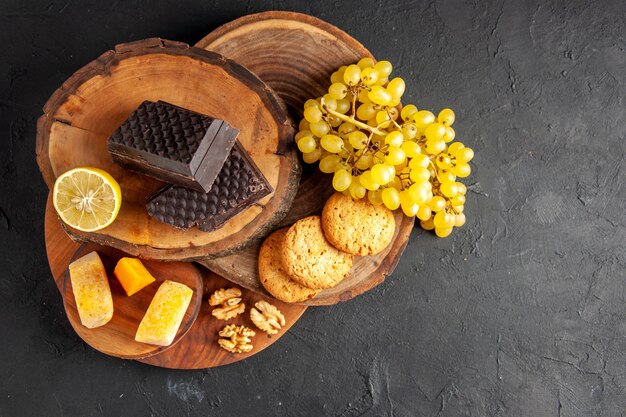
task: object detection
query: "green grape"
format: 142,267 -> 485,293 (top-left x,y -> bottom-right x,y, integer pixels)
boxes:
322,95 -> 337,110
429,196 -> 447,212
385,146 -> 406,165
401,124 -> 418,140
433,211 -> 455,228
456,147 -> 474,163
443,126 -> 455,143
298,119 -> 310,131
456,182 -> 467,195
416,205 -> 432,221
357,89 -> 372,103
410,166 -> 430,183
451,195 -> 466,205
355,153 -> 373,170
388,175 -> 403,190
330,67 -> 346,84
375,111 -> 392,128
436,154 -> 452,169
437,108 -> 455,126
304,99 -> 320,109
386,164 -> 396,178
338,122 -> 357,135
387,107 -> 400,120
344,64 -> 361,86
302,148 -> 322,164
401,104 -> 418,122
360,67 -> 379,85
367,117 -> 378,127
452,163 -> 471,177
389,97 -> 401,107
328,115 -> 343,128
399,189 -> 413,206
424,123 -> 446,141
367,189 -> 384,205
401,199 -> 419,217
435,227 -> 453,238
420,217 -> 436,230
438,170 -> 456,183
409,183 -> 430,204
349,131 -> 369,149
357,103 -> 377,121
447,142 -> 465,155
452,204 -> 464,213
304,107 -> 322,123
400,140 -> 420,158
320,134 -> 344,153
349,180 -> 367,199
454,213 -> 466,227
440,181 -> 459,197
385,131 -> 404,147
374,76 -> 389,86
386,77 -> 405,98
297,136 -> 317,153
374,60 -> 393,78
336,99 -> 351,114
342,138 -> 354,153
309,121 -> 330,137
425,139 -> 446,155
332,169 -> 352,192
357,57 -> 375,69
382,187 -> 401,210
411,110 -> 436,129
360,171 -> 381,191
371,164 -> 393,185
368,86 -> 392,106
319,154 -> 341,173
295,129 -> 312,140
328,83 -> 348,100
409,154 -> 430,169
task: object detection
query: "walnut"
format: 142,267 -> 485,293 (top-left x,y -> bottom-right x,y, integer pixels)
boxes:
250,300 -> 286,335
209,287 -> 245,320
218,324 -> 256,353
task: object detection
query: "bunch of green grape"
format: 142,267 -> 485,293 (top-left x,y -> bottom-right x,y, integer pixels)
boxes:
295,58 -> 474,238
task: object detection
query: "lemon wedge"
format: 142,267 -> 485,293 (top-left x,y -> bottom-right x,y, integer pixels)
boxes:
53,167 -> 122,232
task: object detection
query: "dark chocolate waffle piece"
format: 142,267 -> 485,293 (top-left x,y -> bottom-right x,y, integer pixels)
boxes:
107,100 -> 239,192
146,141 -> 273,232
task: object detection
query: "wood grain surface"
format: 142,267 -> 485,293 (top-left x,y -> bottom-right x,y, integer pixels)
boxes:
63,245 -> 203,359
196,11 -> 415,305
45,196 -> 307,368
36,38 -> 300,260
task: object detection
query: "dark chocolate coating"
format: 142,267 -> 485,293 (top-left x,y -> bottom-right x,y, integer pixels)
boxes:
146,141 -> 272,232
107,100 -> 239,192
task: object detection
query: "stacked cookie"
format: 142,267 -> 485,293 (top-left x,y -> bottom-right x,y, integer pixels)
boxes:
258,193 -> 396,302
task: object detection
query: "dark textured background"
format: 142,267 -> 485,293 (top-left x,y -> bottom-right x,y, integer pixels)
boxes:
1,0 -> 625,416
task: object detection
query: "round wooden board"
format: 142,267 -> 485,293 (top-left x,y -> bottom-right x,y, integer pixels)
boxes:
196,11 -> 415,305
63,245 -> 203,359
45,196 -> 307,369
36,37 -> 300,261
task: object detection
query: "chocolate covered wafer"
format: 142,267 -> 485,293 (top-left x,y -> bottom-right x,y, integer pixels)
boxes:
107,100 -> 239,192
146,141 -> 272,232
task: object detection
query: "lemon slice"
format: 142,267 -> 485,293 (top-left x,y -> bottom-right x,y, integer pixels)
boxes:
53,167 -> 122,232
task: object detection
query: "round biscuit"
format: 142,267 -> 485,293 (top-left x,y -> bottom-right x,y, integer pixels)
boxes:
258,228 -> 319,303
281,216 -> 354,290
321,192 -> 396,256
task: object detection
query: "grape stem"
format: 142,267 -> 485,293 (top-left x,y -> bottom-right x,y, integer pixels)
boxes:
321,98 -> 387,137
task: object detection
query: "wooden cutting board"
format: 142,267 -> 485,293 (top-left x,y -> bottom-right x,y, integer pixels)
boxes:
45,196 -> 307,369
196,11 -> 415,305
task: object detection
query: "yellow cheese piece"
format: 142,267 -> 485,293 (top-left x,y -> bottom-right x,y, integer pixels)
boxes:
68,251 -> 114,329
135,280 -> 193,346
